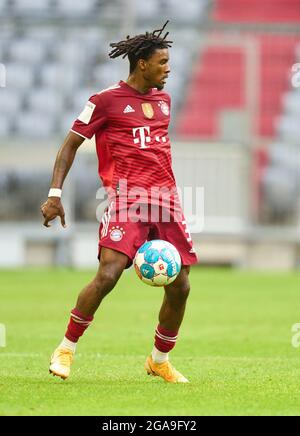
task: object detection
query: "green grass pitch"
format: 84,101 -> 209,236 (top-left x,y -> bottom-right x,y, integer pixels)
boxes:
1,267 -> 300,416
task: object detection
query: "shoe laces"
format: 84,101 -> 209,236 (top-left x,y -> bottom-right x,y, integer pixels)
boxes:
158,361 -> 179,380
57,349 -> 73,366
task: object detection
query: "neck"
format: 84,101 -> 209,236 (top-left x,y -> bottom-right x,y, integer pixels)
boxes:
126,74 -> 151,94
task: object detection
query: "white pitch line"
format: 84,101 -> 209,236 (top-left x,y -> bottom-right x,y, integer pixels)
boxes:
0,353 -> 42,357
0,353 -> 146,359
0,353 -> 295,362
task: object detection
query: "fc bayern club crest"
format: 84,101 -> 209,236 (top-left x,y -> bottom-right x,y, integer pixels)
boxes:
109,226 -> 125,242
158,100 -> 169,116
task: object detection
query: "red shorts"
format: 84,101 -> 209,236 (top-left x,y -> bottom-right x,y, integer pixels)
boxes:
98,201 -> 198,268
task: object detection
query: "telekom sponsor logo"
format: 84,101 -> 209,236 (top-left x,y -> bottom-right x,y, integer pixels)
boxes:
133,126 -> 151,149
132,126 -> 168,148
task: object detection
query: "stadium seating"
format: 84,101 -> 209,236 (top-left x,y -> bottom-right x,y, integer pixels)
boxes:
0,89 -> 23,114
177,46 -> 246,138
177,35 -> 300,139
282,91 -> 300,115
55,0 -> 98,16
175,0 -> 300,224
5,63 -> 35,89
136,0 -> 208,23
27,88 -> 64,115
0,1 -> 207,139
0,0 -> 7,12
61,112 -> 80,135
0,117 -> 12,136
39,64 -> 80,90
276,115 -> 300,143
176,0 -> 300,140
213,0 -> 300,23
9,39 -> 46,64
15,111 -> 56,137
13,0 -> 52,14
0,169 -> 52,221
70,88 -> 98,112
262,165 -> 297,220
261,85 -> 300,220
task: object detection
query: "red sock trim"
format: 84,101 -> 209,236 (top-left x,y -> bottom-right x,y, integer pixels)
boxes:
71,308 -> 94,322
154,324 -> 179,353
65,308 -> 94,343
156,325 -> 178,339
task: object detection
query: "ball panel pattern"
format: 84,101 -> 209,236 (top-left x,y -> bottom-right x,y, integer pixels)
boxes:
144,248 -> 160,263
134,239 -> 182,287
140,263 -> 155,279
154,260 -> 168,275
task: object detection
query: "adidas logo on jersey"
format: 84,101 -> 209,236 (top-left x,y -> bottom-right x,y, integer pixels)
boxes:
123,105 -> 135,113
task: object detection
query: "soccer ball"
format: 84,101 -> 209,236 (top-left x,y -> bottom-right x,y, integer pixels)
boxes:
134,239 -> 181,287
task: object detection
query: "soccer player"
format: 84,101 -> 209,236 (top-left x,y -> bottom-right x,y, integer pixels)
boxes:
41,21 -> 197,383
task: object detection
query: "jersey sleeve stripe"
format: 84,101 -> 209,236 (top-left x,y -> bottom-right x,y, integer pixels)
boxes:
70,129 -> 89,140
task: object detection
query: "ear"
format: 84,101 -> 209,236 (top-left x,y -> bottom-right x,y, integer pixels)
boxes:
138,59 -> 147,72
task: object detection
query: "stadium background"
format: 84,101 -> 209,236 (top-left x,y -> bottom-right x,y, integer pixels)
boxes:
1,0 -> 300,417
1,0 -> 300,271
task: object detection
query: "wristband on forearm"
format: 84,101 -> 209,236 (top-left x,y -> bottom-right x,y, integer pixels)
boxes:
48,188 -> 62,198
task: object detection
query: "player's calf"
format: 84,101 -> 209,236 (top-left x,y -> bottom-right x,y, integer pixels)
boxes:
49,248 -> 128,379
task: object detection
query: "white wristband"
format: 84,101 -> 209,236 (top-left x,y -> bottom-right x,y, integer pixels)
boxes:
48,188 -> 62,198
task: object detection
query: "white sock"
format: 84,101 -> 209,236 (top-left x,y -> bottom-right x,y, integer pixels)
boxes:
59,337 -> 76,353
151,346 -> 168,364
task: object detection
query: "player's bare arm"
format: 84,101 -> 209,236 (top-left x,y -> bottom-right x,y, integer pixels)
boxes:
41,131 -> 84,228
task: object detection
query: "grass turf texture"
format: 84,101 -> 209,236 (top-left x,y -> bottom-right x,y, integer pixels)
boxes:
0,267 -> 300,416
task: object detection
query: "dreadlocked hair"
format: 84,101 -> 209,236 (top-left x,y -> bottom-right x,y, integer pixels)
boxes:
109,21 -> 173,73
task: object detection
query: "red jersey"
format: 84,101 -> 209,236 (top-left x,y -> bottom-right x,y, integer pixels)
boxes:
71,80 -> 179,209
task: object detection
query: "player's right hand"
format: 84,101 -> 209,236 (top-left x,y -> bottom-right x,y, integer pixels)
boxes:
40,197 -> 66,228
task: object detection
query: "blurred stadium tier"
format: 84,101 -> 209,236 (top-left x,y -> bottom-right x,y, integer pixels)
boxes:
177,35 -> 300,139
1,0 -> 300,270
213,0 -> 300,23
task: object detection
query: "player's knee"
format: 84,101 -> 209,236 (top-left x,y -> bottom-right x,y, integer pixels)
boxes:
176,269 -> 190,301
167,280 -> 190,304
178,282 -> 190,302
93,269 -> 119,296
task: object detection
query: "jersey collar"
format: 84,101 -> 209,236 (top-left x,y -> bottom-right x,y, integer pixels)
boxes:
119,80 -> 154,96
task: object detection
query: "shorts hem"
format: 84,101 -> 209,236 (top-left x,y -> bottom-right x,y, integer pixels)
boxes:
98,241 -> 133,269
181,255 -> 198,267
